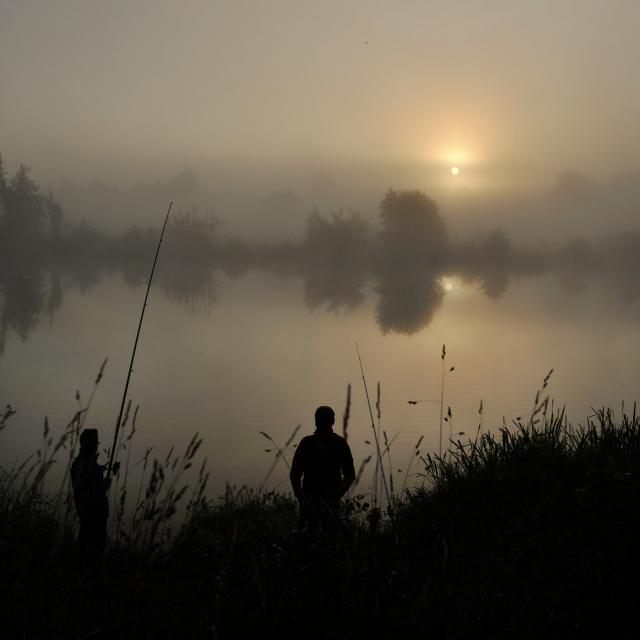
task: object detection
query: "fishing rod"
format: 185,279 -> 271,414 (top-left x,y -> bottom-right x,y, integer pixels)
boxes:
355,343 -> 393,515
107,201 -> 173,478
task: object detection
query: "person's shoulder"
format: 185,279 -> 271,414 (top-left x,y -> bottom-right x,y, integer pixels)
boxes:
298,435 -> 315,447
332,433 -> 353,455
330,432 -> 349,445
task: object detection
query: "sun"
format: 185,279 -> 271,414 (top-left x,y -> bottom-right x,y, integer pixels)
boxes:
444,281 -> 454,291
450,166 -> 461,176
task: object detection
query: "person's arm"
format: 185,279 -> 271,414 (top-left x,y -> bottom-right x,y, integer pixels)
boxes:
290,439 -> 305,499
98,461 -> 112,492
339,441 -> 356,498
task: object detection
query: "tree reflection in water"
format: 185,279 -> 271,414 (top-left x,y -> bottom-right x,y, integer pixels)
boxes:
0,265 -> 46,353
3,179 -> 640,352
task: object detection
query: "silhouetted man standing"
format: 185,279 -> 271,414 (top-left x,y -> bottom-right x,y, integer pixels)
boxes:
290,406 -> 356,529
71,428 -> 110,563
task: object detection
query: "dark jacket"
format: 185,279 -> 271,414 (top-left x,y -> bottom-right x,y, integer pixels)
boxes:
70,450 -> 109,520
290,430 -> 355,503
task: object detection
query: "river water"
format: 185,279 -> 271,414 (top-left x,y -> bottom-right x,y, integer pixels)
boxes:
1,265 -> 639,495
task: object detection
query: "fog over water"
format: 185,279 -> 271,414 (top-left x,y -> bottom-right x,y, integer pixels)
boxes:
2,196 -> 640,492
1,1 -> 640,493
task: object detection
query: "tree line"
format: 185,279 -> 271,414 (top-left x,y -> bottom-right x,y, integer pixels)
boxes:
2,151 -> 640,346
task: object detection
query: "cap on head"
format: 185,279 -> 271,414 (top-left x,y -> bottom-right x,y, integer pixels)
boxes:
315,405 -> 335,430
79,428 -> 99,451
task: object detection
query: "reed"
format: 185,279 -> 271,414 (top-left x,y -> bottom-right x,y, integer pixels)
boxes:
400,434 -> 423,494
3,369 -> 640,638
355,343 -> 393,516
258,424 -> 301,491
438,344 -> 455,457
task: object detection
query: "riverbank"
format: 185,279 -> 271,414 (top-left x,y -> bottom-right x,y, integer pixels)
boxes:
1,407 -> 639,639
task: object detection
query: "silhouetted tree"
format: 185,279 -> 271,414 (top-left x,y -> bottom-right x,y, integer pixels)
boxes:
1,164 -> 45,252
377,189 -> 448,267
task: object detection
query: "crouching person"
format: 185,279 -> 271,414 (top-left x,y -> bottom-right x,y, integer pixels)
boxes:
71,428 -> 110,564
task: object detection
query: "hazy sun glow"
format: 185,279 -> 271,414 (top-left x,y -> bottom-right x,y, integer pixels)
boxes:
451,166 -> 461,176
432,141 -> 480,166
442,277 -> 466,292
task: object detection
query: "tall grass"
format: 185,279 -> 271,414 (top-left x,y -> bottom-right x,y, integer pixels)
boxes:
2,365 -> 640,637
438,343 -> 455,456
0,362 -> 211,561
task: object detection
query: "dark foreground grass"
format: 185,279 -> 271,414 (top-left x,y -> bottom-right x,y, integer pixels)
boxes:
2,407 -> 640,639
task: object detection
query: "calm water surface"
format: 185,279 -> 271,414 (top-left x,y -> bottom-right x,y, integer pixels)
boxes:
2,268 -> 639,493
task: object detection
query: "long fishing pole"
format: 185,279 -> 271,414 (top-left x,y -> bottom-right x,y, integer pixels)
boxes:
107,201 -> 173,478
355,343 -> 393,515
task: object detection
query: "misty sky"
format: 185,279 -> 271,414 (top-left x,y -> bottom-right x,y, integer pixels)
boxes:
1,0 -> 639,190
4,0 -> 640,495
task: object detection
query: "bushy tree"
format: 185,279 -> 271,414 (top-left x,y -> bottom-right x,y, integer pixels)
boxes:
303,208 -> 370,267
378,189 -> 448,265
163,208 -> 219,263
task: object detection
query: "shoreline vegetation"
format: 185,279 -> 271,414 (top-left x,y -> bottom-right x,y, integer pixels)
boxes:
3,157 -> 640,637
2,381 -> 639,638
3,152 -> 640,350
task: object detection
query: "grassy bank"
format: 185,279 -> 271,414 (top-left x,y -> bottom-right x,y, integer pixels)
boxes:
2,405 -> 640,639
